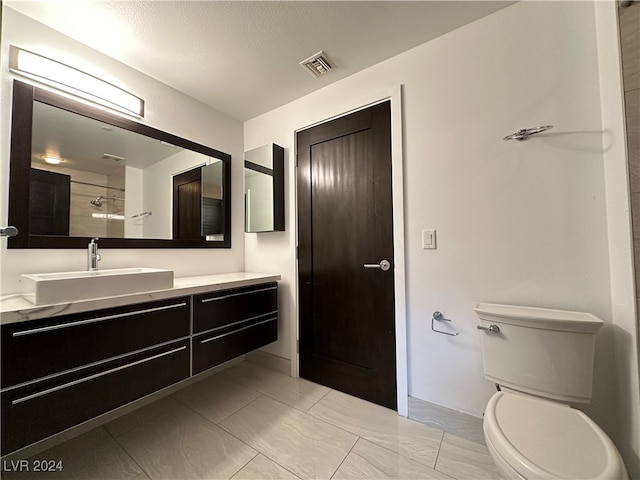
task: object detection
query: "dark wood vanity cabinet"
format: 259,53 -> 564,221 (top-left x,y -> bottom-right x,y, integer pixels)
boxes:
0,282 -> 278,455
1,297 -> 191,455
1,297 -> 191,389
1,341 -> 190,455
192,283 -> 278,374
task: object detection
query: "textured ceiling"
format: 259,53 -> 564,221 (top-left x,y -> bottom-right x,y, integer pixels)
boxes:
6,1 -> 513,121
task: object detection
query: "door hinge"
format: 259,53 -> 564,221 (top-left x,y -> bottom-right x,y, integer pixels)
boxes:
296,340 -> 300,353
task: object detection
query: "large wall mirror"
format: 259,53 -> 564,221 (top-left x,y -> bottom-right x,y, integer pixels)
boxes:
8,80 -> 231,249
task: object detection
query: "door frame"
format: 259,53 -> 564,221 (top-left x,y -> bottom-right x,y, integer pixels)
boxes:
294,86 -> 408,415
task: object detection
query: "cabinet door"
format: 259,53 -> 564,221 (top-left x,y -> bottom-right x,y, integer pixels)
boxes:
193,283 -> 278,374
193,316 -> 277,375
193,283 -> 277,333
1,340 -> 190,455
1,297 -> 190,388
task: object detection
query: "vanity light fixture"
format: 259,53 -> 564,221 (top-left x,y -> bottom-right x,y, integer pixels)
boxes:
9,46 -> 144,118
40,154 -> 63,165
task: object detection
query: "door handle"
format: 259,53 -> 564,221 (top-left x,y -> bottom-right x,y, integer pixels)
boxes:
0,226 -> 18,237
364,259 -> 391,271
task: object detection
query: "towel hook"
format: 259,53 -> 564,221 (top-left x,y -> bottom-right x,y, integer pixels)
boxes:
431,311 -> 459,336
131,211 -> 152,219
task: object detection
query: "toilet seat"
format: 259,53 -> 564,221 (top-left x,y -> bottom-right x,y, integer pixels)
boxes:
484,391 -> 627,479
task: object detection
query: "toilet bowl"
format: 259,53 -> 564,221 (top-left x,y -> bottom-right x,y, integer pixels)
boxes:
474,303 -> 629,480
483,391 -> 628,480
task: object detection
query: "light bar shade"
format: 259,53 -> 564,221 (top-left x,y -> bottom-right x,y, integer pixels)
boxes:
9,46 -> 144,117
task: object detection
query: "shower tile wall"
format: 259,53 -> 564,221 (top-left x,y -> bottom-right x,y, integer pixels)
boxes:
70,170 -> 112,237
621,3 -> 640,298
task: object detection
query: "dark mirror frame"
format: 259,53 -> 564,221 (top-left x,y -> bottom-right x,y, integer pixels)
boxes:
8,80 -> 231,249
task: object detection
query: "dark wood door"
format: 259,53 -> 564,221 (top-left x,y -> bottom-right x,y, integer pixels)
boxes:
297,101 -> 396,410
173,167 -> 202,240
29,168 -> 70,236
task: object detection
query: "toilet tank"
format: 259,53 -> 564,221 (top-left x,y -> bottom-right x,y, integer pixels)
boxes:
474,303 -> 603,403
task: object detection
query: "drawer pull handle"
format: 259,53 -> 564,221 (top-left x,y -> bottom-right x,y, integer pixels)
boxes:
2,335 -> 191,394
197,311 -> 278,337
200,317 -> 276,344
11,346 -> 187,405
200,286 -> 277,303
13,302 -> 188,337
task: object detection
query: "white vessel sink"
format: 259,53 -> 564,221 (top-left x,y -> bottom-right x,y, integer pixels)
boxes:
21,268 -> 174,305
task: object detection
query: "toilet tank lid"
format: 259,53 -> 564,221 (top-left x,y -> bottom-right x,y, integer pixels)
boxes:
474,303 -> 603,333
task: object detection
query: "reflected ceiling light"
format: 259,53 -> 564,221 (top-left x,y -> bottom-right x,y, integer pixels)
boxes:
9,45 -> 144,118
40,154 -> 63,165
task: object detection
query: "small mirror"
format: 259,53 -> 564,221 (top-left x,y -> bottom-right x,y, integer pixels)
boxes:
244,144 -> 284,233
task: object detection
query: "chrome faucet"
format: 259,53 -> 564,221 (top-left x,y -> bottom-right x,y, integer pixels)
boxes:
87,238 -> 101,271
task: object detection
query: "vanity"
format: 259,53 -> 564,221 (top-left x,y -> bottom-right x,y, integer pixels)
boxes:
0,273 -> 279,456
1,76 -> 283,456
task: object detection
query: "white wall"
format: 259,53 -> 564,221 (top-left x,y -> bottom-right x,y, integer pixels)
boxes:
245,1 -> 639,472
0,8 -> 245,292
124,166 -> 144,238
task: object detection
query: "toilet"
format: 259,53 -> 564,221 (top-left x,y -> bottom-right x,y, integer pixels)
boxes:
474,303 -> 628,480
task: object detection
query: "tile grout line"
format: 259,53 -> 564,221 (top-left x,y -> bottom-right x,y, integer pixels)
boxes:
247,452 -> 305,480
232,362 -> 334,414
329,435 -> 361,480
433,429 -> 446,472
109,381 -> 265,480
305,394 -> 446,472
102,425 -> 152,480
302,385 -> 333,412
228,451 -> 260,480
215,392 -> 306,480
169,382 -> 261,426
218,392 -> 355,480
175,390 -> 267,472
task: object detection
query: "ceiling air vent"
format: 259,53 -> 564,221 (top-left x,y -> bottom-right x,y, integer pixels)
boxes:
102,153 -> 125,162
300,51 -> 333,78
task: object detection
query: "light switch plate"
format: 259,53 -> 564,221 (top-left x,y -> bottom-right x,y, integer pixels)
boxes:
422,229 -> 436,249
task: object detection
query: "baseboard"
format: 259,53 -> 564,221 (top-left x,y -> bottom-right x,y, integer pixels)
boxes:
245,349 -> 291,376
408,396 -> 485,445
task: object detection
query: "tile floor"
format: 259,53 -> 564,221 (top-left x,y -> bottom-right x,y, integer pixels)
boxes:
3,361 -> 503,480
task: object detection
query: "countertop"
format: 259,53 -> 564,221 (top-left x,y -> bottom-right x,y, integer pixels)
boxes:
0,272 -> 281,325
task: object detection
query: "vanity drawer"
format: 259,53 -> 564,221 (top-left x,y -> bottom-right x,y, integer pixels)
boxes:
1,297 -> 190,388
1,339 -> 190,456
193,283 -> 277,333
193,314 -> 278,374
